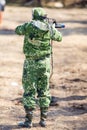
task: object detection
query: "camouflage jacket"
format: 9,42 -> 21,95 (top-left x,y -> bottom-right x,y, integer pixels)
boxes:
15,20 -> 62,60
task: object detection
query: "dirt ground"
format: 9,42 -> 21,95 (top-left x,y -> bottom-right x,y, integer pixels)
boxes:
0,6 -> 87,130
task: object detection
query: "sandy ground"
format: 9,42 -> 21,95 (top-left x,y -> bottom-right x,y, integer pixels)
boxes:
0,6 -> 87,130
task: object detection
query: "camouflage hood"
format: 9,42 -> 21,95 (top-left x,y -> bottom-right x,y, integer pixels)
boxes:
32,7 -> 47,20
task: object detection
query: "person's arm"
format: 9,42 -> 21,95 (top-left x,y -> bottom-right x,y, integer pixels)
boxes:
15,23 -> 28,35
51,26 -> 62,42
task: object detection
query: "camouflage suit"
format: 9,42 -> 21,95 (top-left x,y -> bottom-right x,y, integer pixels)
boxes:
15,8 -> 62,128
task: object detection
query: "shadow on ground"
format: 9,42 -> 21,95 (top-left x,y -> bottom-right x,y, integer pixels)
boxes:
51,95 -> 87,102
0,123 -> 45,130
0,125 -> 20,130
0,29 -> 15,35
49,105 -> 87,117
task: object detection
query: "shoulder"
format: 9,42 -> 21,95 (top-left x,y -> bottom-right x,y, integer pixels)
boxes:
31,20 -> 49,31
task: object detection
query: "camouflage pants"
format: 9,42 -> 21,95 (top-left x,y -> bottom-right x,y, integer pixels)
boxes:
22,56 -> 51,109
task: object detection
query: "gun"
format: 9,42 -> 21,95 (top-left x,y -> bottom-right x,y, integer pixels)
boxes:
40,15 -> 65,28
45,17 -> 65,78
46,17 -> 65,28
40,16 -> 65,78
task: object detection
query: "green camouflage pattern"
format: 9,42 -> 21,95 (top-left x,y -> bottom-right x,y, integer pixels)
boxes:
22,57 -> 51,109
32,7 -> 46,20
15,8 -> 62,109
15,20 -> 62,59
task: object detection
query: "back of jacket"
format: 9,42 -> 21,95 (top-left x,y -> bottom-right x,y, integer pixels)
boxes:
15,20 -> 62,59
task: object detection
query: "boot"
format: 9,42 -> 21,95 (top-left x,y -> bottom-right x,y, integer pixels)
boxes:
18,109 -> 33,128
39,107 -> 48,127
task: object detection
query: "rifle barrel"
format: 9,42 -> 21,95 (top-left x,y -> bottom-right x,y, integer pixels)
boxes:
55,23 -> 65,28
